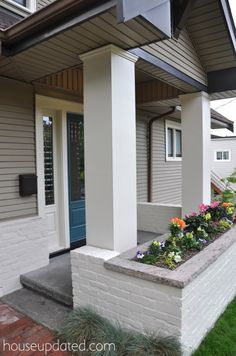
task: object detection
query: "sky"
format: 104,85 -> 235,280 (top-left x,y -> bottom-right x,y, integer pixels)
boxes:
210,0 -> 236,137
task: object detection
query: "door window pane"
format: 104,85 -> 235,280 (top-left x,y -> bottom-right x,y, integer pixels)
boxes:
167,128 -> 174,157
69,116 -> 85,201
176,129 -> 182,157
43,116 -> 54,205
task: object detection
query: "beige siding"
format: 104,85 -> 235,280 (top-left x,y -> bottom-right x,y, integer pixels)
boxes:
136,120 -> 148,202
142,28 -> 207,85
37,0 -> 56,10
136,117 -> 182,205
187,0 -> 236,72
0,77 -> 37,220
152,118 -> 182,205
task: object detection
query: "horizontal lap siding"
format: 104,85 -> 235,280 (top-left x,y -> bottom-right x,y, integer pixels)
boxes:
152,118 -> 182,205
0,77 -> 37,220
142,29 -> 206,85
136,120 -> 148,202
37,0 -> 56,10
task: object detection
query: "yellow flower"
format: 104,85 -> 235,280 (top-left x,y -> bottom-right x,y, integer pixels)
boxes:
204,213 -> 211,221
152,240 -> 161,247
227,207 -> 234,215
186,232 -> 194,239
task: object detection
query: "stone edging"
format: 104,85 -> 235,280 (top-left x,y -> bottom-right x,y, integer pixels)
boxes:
104,226 -> 236,288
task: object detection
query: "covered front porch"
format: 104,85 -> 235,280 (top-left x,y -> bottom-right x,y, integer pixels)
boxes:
1,0 -> 236,353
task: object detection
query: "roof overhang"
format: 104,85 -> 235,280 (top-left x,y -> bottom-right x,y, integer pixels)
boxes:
1,0 -> 171,56
0,0 -> 235,99
220,0 -> 236,54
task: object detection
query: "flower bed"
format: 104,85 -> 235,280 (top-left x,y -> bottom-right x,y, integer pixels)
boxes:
135,201 -> 235,270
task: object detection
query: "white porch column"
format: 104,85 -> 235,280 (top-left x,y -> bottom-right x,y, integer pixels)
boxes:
180,92 -> 211,216
80,45 -> 138,253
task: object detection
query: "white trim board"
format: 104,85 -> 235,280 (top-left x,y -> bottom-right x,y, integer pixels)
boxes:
35,95 -> 83,253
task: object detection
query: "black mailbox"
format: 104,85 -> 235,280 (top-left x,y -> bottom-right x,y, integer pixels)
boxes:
19,174 -> 37,197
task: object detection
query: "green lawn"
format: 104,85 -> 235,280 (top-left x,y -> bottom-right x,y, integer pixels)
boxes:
194,297 -> 236,356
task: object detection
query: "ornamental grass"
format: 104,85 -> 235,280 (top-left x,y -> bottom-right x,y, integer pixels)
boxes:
58,307 -> 181,356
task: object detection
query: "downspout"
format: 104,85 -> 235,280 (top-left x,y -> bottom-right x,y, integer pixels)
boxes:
147,107 -> 176,202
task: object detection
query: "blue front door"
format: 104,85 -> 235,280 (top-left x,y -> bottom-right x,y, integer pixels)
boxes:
67,113 -> 86,247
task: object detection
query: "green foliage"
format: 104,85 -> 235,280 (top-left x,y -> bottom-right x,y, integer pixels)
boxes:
218,219 -> 233,232
59,307 -> 182,356
220,168 -> 236,203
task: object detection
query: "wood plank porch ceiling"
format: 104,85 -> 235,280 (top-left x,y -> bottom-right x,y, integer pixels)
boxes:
0,5 -> 165,82
0,0 -> 235,98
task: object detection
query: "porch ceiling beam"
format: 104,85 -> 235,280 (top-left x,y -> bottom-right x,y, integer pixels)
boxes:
172,0 -> 197,39
208,67 -> 236,93
117,0 -> 171,38
130,48 -> 208,92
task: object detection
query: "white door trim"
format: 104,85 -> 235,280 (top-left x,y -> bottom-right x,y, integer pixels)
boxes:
36,95 -> 83,252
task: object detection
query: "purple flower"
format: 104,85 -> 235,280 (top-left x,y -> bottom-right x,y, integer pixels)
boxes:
199,238 -> 207,244
136,251 -> 145,259
161,241 -> 166,248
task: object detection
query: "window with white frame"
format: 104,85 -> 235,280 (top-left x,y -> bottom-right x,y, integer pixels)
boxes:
1,0 -> 36,15
215,150 -> 231,161
165,120 -> 182,161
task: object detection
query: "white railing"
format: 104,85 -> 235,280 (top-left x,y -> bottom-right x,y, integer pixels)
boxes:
211,170 -> 233,192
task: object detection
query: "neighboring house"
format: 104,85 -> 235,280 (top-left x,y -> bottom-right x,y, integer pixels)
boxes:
211,135 -> 236,179
211,135 -> 236,193
0,0 -> 236,322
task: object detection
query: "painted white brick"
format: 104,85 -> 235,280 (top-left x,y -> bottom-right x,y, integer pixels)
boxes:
72,241 -> 236,356
71,246 -> 182,340
181,240 -> 236,353
0,217 -> 49,297
137,202 -> 182,233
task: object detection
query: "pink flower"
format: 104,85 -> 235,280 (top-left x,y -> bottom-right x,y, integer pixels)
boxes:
198,203 -> 209,212
185,212 -> 197,219
210,201 -> 220,209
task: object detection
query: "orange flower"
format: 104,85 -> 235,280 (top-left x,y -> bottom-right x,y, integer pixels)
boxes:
222,202 -> 232,207
171,217 -> 186,230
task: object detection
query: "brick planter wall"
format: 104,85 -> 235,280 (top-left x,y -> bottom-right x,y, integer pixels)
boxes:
71,226 -> 236,355
0,217 -> 49,297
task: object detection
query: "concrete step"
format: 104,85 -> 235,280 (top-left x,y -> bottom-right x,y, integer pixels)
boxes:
1,288 -> 72,332
20,253 -> 73,307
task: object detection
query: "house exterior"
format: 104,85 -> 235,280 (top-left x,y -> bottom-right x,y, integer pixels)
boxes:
137,109 -> 234,206
1,0 -> 236,351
